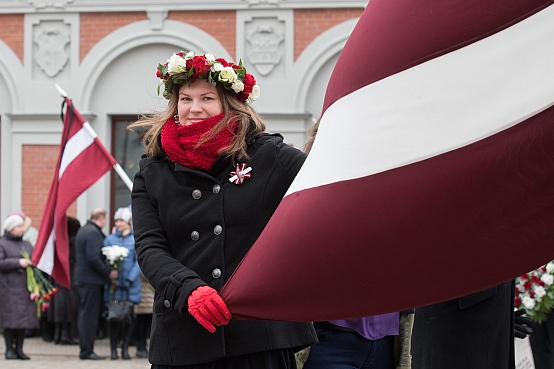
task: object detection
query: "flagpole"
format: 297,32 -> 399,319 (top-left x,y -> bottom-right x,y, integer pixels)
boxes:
114,163 -> 133,191
55,84 -> 134,192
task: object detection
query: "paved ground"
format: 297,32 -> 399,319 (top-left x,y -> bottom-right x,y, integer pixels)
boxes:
0,336 -> 151,369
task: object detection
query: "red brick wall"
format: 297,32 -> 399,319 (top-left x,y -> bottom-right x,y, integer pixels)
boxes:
0,14 -> 24,62
22,145 -> 76,230
168,11 -> 236,59
80,12 -> 148,61
294,8 -> 364,60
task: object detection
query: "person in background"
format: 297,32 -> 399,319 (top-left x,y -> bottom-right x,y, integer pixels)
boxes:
133,272 -> 153,359
48,216 -> 81,345
132,272 -> 153,358
74,208 -> 117,360
103,207 -> 141,360
528,311 -> 554,369
130,50 -> 316,368
411,282 -> 532,369
0,213 -> 39,360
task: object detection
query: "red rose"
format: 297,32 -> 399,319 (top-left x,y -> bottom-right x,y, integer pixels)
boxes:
530,291 -> 535,298
532,275 -> 540,283
524,281 -> 532,290
515,296 -> 522,307
216,58 -> 230,67
156,68 -> 163,79
242,74 -> 256,95
191,55 -> 211,77
521,274 -> 529,280
542,266 -> 547,272
177,51 -> 184,57
539,280 -> 545,287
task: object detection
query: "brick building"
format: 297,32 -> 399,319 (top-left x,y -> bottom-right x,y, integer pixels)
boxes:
0,0 -> 366,230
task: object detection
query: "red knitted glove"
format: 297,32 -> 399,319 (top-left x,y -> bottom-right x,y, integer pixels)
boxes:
187,286 -> 232,333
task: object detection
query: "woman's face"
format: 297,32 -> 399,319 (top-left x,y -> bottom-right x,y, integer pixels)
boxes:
114,219 -> 131,233
9,224 -> 25,237
177,80 -> 223,126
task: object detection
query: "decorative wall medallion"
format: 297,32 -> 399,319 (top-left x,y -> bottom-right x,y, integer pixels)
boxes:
247,26 -> 284,76
34,28 -> 70,78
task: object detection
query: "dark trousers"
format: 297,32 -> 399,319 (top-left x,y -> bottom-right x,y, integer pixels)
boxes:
76,284 -> 104,358
530,312 -> 554,369
152,348 -> 297,369
303,322 -> 395,369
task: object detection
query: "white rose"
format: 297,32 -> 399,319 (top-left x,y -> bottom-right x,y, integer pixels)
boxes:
218,67 -> 237,83
541,273 -> 554,286
205,53 -> 215,62
167,53 -> 187,75
523,296 -> 536,310
247,85 -> 261,103
231,80 -> 244,93
534,285 -> 546,298
211,62 -> 223,73
185,51 -> 195,60
546,262 -> 554,273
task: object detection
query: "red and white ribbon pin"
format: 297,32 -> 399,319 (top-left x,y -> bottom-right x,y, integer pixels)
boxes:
229,163 -> 252,184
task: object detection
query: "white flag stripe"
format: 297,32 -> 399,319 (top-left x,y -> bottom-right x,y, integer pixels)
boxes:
36,226 -> 56,274
287,4 -> 554,196
59,122 -> 96,179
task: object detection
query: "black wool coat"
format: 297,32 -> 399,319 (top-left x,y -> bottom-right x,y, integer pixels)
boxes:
74,221 -> 110,286
132,133 -> 317,366
0,233 -> 40,329
411,282 -> 515,369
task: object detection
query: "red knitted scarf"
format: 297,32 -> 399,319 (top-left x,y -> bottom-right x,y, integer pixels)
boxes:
161,113 -> 235,170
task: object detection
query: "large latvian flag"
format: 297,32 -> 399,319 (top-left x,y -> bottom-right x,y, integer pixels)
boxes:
32,98 -> 117,289
220,0 -> 554,321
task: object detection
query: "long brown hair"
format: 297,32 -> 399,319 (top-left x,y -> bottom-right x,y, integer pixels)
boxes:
129,82 -> 266,163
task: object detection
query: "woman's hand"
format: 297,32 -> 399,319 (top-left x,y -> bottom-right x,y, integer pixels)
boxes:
19,258 -> 32,268
188,286 -> 232,333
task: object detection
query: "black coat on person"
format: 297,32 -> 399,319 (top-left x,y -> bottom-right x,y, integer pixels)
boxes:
74,220 -> 110,286
411,282 -> 515,369
0,232 -> 40,330
132,133 -> 317,366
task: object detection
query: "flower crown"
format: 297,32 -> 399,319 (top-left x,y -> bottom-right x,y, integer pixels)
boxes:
156,51 -> 260,103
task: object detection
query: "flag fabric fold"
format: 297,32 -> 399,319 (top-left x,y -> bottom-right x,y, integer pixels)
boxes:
32,98 -> 117,289
220,0 -> 554,322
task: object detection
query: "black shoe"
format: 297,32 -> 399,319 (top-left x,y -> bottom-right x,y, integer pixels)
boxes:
80,353 -> 106,360
136,349 -> 148,358
60,337 -> 78,345
15,350 -> 30,360
5,349 -> 18,360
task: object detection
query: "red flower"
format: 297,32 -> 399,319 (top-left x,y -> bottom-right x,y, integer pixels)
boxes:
515,296 -> 522,307
530,291 -> 536,298
216,58 -> 230,67
532,275 -> 540,283
521,274 -> 529,280
539,280 -> 546,287
191,55 -> 211,78
524,281 -> 532,290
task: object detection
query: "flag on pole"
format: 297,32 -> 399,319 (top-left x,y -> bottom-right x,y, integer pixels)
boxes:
32,98 -> 117,289
220,0 -> 554,321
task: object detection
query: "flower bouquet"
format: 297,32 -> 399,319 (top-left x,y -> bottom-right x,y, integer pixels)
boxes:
102,245 -> 129,293
515,261 -> 554,323
21,249 -> 58,318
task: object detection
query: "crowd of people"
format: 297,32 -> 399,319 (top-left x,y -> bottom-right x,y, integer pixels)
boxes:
0,208 -> 153,361
0,48 -> 552,369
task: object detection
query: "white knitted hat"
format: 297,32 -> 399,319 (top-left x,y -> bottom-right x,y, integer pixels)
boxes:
3,214 -> 24,232
114,207 -> 132,224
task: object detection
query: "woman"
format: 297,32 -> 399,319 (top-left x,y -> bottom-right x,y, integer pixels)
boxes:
0,213 -> 39,360
49,216 -> 81,345
103,207 -> 141,360
130,50 -> 316,368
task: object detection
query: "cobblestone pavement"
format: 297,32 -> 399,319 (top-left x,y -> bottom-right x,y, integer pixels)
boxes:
0,336 -> 151,369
